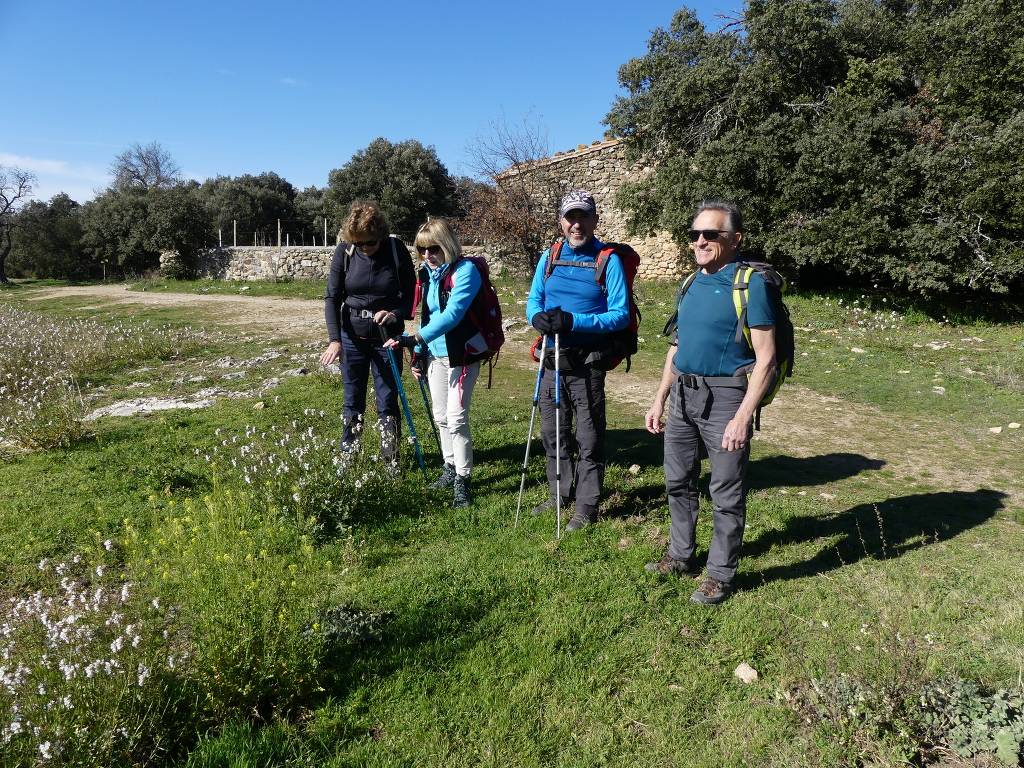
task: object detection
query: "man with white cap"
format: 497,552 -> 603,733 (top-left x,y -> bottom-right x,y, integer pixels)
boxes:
525,190 -> 630,531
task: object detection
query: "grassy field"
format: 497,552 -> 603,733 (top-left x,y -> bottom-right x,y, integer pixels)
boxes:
1,280 -> 1022,767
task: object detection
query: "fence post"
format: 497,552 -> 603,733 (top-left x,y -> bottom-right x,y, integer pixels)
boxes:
324,219 -> 327,246
219,228 -> 222,248
277,220 -> 281,248
233,220 -> 237,248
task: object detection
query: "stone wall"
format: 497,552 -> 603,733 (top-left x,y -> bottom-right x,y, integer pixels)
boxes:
497,138 -> 684,281
161,246 -> 335,281
162,244 -> 499,282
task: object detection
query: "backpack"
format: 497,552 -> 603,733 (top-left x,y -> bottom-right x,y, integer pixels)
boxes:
662,260 -> 795,429
533,238 -> 642,372
341,235 -> 414,320
414,256 -> 505,385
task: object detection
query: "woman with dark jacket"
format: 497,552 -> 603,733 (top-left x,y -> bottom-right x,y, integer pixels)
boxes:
385,217 -> 483,507
320,200 -> 415,462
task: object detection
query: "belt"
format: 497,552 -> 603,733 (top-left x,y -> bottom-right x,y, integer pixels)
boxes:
677,373 -> 747,389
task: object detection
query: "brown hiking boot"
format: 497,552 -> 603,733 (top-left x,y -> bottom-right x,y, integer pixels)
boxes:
690,576 -> 733,605
644,553 -> 700,578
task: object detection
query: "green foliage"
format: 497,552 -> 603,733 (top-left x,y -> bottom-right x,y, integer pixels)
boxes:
607,0 -> 1024,297
325,138 -> 459,239
9,194 -> 96,281
920,680 -> 1024,764
80,188 -> 157,276
124,489 -> 334,723
199,172 -> 299,245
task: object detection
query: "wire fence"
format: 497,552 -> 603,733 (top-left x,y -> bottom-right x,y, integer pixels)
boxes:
210,219 -> 338,249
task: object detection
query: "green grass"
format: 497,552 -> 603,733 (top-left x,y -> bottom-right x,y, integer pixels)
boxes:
127,277 -> 327,299
1,286 -> 1022,766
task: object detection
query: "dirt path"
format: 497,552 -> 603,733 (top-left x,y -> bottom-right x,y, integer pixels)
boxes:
23,285 -> 1023,510
27,284 -> 325,338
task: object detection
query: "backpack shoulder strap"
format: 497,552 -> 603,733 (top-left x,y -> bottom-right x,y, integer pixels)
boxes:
662,271 -> 699,337
732,263 -> 758,348
543,239 -> 564,280
594,246 -> 616,284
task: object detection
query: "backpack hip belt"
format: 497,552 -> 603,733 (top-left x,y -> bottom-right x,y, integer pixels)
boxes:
677,373 -> 747,389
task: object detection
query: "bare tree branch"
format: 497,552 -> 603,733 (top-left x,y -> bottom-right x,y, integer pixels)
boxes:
0,166 -> 37,283
109,141 -> 181,191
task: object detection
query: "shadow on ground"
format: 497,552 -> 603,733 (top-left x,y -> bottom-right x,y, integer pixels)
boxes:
741,489 -> 1006,589
748,452 -> 885,490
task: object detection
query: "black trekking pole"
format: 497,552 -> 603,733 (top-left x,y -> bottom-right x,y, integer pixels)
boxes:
514,335 -> 547,529
554,332 -> 562,540
414,358 -> 443,457
378,325 -> 428,479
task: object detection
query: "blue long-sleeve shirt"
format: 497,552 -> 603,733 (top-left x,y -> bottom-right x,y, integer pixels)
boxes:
416,259 -> 482,358
525,237 -> 629,347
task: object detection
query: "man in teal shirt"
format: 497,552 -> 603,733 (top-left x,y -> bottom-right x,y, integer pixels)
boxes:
644,201 -> 777,604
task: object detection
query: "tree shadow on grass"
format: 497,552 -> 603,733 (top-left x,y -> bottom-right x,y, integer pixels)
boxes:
739,489 -> 1005,590
747,452 -> 885,491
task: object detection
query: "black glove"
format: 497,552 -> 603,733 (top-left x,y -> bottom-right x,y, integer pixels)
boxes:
531,312 -> 552,334
547,307 -> 574,334
396,333 -> 419,350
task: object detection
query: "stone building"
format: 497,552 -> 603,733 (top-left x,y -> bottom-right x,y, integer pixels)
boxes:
497,138 -> 684,281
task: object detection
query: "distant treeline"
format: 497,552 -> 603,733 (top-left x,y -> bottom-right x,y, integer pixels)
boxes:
6,138 -> 486,281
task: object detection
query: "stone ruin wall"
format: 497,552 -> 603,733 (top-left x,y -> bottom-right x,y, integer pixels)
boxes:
162,244 -> 495,282
499,138 -> 684,281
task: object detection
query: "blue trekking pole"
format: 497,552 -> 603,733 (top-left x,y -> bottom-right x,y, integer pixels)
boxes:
514,335 -> 547,528
378,325 -> 427,479
554,332 -> 562,540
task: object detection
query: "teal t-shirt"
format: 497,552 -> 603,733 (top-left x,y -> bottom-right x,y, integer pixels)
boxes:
672,261 -> 776,376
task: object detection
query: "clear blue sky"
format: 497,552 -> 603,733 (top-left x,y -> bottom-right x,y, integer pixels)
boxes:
1,0 -> 741,203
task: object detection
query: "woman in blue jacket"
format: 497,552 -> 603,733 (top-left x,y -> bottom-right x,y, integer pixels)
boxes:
385,218 -> 483,507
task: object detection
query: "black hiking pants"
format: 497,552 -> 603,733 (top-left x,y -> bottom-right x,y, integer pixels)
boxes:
539,362 -> 606,520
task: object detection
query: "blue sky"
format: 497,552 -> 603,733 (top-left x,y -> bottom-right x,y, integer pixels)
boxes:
1,0 -> 741,203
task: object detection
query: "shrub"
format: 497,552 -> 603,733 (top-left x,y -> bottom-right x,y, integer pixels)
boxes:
0,545 -> 190,766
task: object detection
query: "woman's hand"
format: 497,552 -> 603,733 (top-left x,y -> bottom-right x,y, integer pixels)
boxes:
319,341 -> 342,366
373,310 -> 397,326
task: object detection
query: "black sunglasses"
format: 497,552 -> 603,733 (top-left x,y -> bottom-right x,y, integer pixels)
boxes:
353,239 -> 379,248
687,229 -> 733,242
416,245 -> 443,256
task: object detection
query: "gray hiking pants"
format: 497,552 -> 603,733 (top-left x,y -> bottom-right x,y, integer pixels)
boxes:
664,372 -> 750,585
539,363 -> 606,520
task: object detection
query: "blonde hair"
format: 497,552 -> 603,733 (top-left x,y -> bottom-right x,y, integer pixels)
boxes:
414,217 -> 462,265
340,200 -> 389,245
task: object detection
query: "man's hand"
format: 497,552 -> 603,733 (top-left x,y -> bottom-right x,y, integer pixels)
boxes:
721,414 -> 752,452
546,307 -> 573,334
319,340 -> 342,366
373,310 -> 397,325
645,395 -> 667,435
531,312 -> 552,334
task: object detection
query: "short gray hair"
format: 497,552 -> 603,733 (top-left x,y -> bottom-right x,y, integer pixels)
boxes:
693,199 -> 743,233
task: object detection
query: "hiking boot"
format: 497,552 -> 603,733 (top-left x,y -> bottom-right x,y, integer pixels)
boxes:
452,475 -> 472,508
531,498 -> 571,517
644,553 -> 700,578
690,576 -> 733,605
565,508 -> 597,532
430,463 -> 456,490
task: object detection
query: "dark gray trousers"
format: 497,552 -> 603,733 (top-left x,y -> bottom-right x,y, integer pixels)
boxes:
539,364 -> 606,519
663,376 -> 750,584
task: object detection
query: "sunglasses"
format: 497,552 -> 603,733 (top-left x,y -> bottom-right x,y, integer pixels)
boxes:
416,245 -> 443,256
353,239 -> 379,248
687,229 -> 733,242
